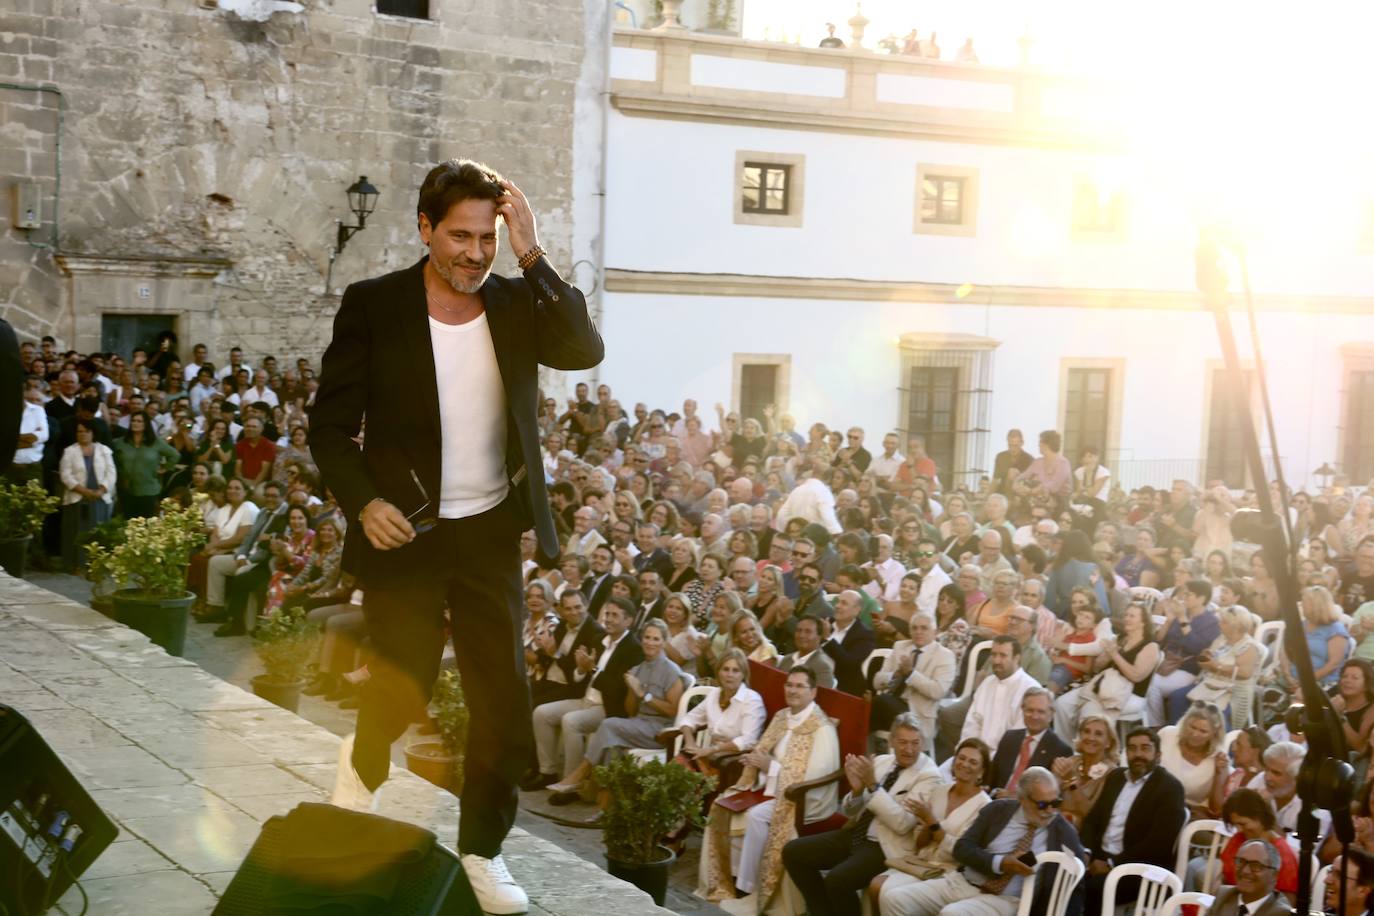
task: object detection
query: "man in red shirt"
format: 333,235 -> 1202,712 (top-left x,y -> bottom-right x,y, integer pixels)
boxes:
235,416 -> 276,492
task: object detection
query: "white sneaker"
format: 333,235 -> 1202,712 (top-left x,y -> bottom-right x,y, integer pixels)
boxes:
330,733 -> 380,812
460,853 -> 529,914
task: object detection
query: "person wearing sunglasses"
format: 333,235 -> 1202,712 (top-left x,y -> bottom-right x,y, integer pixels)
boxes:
877,766 -> 1085,916
1078,728 -> 1188,916
311,158 -> 603,914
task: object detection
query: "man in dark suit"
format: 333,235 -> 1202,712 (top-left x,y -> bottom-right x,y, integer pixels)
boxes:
822,589 -> 876,697
1210,841 -> 1293,916
582,543 -> 616,617
526,590 -> 604,729
877,766 -> 1087,914
628,520 -> 672,581
631,568 -> 666,633
1080,727 -> 1188,916
988,688 -> 1073,795
310,158 -> 603,913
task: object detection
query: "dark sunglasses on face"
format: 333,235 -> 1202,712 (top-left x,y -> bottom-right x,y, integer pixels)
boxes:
1031,798 -> 1063,810
797,575 -> 819,584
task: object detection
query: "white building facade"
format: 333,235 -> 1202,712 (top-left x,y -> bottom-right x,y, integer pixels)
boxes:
586,28 -> 1374,494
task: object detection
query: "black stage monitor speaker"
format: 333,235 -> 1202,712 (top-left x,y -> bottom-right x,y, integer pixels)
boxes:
0,704 -> 120,914
212,802 -> 481,915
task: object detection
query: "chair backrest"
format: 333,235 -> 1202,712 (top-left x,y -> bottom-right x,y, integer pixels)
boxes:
1129,586 -> 1164,613
1157,892 -> 1215,916
1174,818 -> 1229,893
1257,621 -> 1285,676
747,659 -> 870,760
1313,863 -> 1332,907
1016,850 -> 1086,916
864,648 -> 892,692
960,640 -> 993,699
1221,730 -> 1241,753
1102,862 -> 1182,916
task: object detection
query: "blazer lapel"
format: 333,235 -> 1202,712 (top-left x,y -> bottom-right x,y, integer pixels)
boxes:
480,274 -> 517,406
404,258 -> 442,441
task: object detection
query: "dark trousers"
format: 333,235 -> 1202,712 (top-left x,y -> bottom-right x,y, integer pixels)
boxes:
352,497 -> 531,859
782,828 -> 886,916
225,561 -> 271,624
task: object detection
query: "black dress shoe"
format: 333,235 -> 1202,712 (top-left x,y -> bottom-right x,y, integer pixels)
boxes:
213,621 -> 246,637
519,771 -> 559,792
194,609 -> 229,624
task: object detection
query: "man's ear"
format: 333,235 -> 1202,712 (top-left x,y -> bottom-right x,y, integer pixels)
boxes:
418,213 -> 433,246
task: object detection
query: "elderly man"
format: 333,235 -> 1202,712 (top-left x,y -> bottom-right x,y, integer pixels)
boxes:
864,534 -> 908,603
728,555 -> 758,601
701,512 -> 730,555
878,767 -> 1086,916
1246,741 -> 1311,834
784,713 -> 941,916
871,615 -> 955,745
1080,728 -> 1187,916
974,530 -> 1012,595
1013,513 -> 1058,550
987,688 -> 1072,796
1211,840 -> 1294,916
911,538 -> 951,615
869,432 -> 905,483
823,590 -> 877,697
777,616 -> 837,689
566,505 -> 607,557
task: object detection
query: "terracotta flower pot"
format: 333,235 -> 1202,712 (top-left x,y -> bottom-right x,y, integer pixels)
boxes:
404,741 -> 463,794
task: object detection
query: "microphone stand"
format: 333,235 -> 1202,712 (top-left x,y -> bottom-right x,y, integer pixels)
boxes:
1196,234 -> 1354,916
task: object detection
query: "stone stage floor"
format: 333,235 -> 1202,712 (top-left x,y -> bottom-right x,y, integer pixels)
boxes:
0,572 -> 685,915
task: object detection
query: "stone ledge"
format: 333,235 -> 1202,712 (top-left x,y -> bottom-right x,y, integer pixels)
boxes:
0,573 -> 676,915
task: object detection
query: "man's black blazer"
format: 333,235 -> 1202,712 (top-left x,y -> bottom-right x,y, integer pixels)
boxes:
1079,765 -> 1187,868
631,595 -> 666,632
310,255 -> 603,582
988,728 -> 1075,790
584,572 -> 614,617
822,620 -> 876,697
535,614 -> 605,702
587,633 -> 644,719
632,547 -> 673,582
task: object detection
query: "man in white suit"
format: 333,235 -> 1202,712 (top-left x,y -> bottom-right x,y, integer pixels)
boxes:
871,615 -> 956,746
783,714 -> 942,916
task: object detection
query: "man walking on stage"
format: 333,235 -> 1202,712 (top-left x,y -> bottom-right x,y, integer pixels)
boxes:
311,158 -> 603,914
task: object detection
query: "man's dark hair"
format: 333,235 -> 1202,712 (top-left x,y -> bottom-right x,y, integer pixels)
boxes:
559,588 -> 585,608
41,335 -> 55,345
417,159 -> 505,230
1183,579 -> 1213,602
792,536 -> 816,554
992,633 -> 1021,656
794,615 -> 820,635
840,508 -> 866,531
836,563 -> 868,586
1020,544 -> 1048,574
1039,429 -> 1062,452
1125,726 -> 1160,752
230,346 -> 242,354
156,330 -> 178,346
603,595 -> 635,619
798,562 -> 824,582
262,481 -> 284,495
836,532 -> 867,558
1221,787 -> 1278,832
786,666 -> 818,689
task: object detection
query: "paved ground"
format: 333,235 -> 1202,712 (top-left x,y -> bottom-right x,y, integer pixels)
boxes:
1,571 -> 707,915
12,571 -> 723,916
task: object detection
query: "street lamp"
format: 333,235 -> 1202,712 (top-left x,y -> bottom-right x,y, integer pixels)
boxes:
326,175 -> 379,291
1315,462 -> 1337,493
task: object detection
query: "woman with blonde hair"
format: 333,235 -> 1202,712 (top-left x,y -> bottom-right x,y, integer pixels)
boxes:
1051,716 -> 1119,826
1275,584 -> 1350,690
751,565 -> 795,647
1158,701 -> 1228,817
729,609 -> 779,665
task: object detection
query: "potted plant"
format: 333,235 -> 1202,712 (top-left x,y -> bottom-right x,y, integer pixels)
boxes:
0,479 -> 59,578
85,501 -> 205,656
404,668 -> 469,794
594,755 -> 715,905
77,516 -> 127,614
250,606 -> 321,713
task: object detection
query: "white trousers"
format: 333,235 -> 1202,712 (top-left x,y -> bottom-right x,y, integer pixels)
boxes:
1146,669 -> 1198,727
1053,685 -> 1147,739
206,554 -> 252,607
878,870 -> 1018,916
735,799 -> 775,894
531,697 -> 603,777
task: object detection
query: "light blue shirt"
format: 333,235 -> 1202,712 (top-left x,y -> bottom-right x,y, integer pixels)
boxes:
988,808 -> 1049,898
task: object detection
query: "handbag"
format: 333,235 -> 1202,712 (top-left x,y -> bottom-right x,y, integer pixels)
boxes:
1087,666 -> 1134,712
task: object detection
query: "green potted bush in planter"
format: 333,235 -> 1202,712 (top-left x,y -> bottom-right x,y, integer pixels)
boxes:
250,605 -> 321,713
85,501 -> 205,656
594,754 -> 715,905
404,668 -> 469,794
77,516 -> 127,614
0,479 -> 59,578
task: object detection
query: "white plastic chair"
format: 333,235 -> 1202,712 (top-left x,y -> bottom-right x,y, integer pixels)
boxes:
1017,850 -> 1085,916
1101,862 -> 1182,916
1174,818 -> 1228,893
1157,892 -> 1215,916
864,648 -> 893,693
1257,620 -> 1285,678
958,640 -> 993,699
1313,863 -> 1332,907
1221,729 -> 1241,753
628,683 -> 712,763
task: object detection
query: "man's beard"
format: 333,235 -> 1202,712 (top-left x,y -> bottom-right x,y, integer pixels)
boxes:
433,255 -> 493,294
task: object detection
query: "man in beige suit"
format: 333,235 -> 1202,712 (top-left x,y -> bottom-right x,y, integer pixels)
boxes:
1210,840 -> 1294,916
871,615 -> 956,746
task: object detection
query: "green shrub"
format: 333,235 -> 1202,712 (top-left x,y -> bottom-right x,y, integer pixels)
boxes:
594,755 -> 715,865
83,501 -> 205,599
0,480 -> 59,539
253,606 -> 322,683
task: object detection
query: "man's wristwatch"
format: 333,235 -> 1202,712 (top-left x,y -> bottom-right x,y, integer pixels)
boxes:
643,692 -> 653,703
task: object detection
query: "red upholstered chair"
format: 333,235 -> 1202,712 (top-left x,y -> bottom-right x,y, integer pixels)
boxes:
743,660 -> 870,837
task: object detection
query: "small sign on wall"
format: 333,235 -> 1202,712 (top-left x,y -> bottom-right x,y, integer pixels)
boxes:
137,285 -> 151,300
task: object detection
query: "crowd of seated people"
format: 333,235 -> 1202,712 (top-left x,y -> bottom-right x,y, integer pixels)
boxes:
16,335 -> 1374,915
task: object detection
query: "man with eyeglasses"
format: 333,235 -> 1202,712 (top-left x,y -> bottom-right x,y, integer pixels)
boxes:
1212,840 -> 1292,916
1079,728 -> 1187,916
783,537 -> 818,600
760,534 -> 793,577
835,426 -> 872,478
910,538 -> 950,615
877,767 -> 1085,916
565,505 -> 607,558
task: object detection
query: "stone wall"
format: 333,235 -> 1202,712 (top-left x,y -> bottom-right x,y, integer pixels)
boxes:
0,0 -> 586,364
